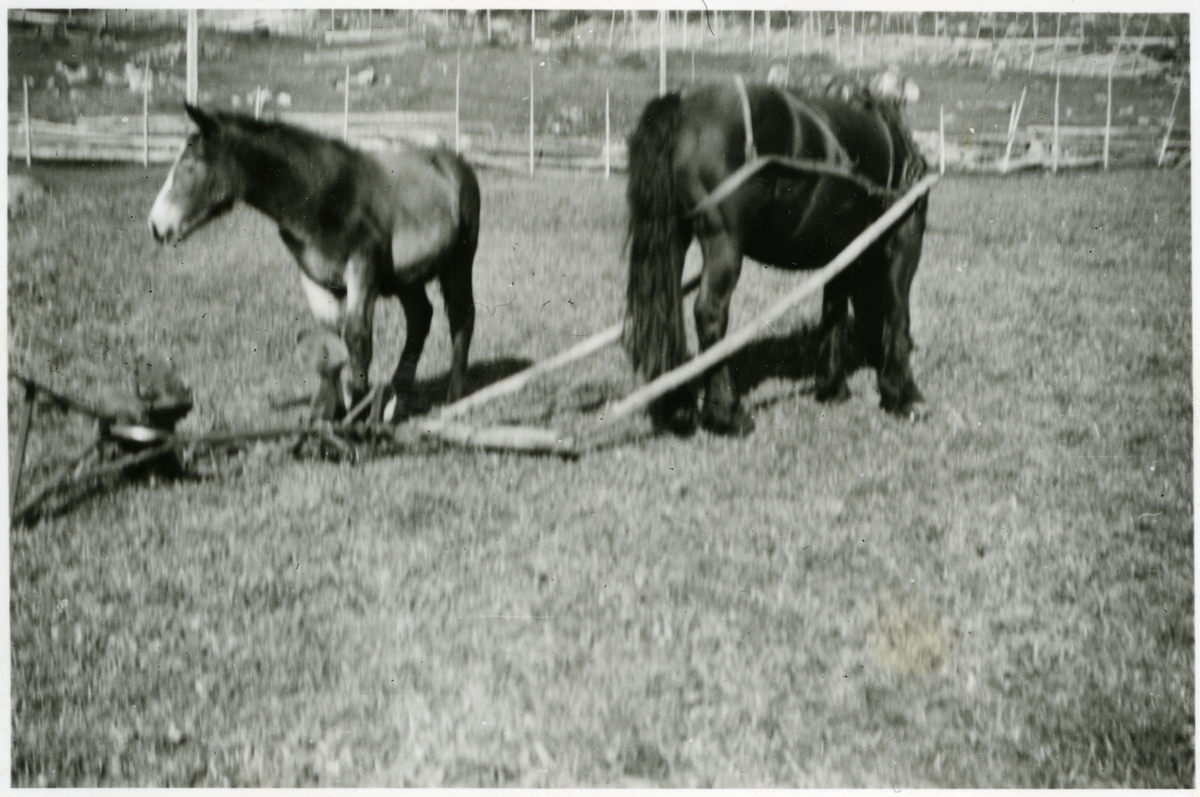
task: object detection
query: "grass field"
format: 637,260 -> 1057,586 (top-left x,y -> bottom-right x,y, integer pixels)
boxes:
7,157 -> 1194,785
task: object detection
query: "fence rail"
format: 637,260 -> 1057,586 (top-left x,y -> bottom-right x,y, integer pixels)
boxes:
8,111 -> 462,164
10,112 -> 1187,174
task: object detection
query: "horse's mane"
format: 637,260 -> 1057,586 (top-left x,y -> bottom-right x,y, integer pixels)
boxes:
209,110 -> 356,156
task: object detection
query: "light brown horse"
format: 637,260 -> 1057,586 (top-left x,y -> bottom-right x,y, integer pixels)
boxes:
149,104 -> 480,421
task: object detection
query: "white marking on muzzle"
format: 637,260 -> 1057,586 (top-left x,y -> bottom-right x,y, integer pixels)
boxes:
148,152 -> 184,242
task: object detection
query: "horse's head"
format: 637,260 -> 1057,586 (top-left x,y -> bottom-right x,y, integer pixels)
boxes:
148,104 -> 239,244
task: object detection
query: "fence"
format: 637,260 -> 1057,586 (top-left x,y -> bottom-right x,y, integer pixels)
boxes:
8,10 -> 1188,173
7,111 -> 458,165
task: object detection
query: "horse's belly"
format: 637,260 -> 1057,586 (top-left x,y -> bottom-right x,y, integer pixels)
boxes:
747,181 -> 877,270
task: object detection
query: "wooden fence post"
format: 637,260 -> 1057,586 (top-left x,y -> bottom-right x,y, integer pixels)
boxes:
834,12 -> 841,63
143,62 -> 150,167
1001,86 -> 1027,173
1103,60 -> 1112,170
659,9 -> 666,96
939,104 -> 946,176
455,52 -> 461,154
529,60 -> 535,176
23,75 -> 31,166
1158,77 -> 1182,167
186,9 -> 198,105
605,87 -> 611,180
1028,13 -> 1038,73
1053,69 -> 1061,173
785,12 -> 791,63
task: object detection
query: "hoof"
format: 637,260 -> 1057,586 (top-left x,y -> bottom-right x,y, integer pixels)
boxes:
650,393 -> 697,437
382,389 -> 414,424
701,405 -> 756,437
889,400 -> 930,423
815,379 -> 851,404
881,384 -> 926,421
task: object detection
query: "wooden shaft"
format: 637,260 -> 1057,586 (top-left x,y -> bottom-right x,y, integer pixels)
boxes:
13,441 -> 176,525
10,372 -> 136,422
411,419 -> 576,458
342,386 -> 377,425
343,64 -> 350,141
439,271 -> 703,420
10,380 -> 37,517
11,441 -> 99,524
604,174 -> 939,421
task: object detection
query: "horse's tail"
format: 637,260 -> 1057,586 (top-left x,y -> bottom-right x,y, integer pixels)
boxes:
623,91 -> 690,381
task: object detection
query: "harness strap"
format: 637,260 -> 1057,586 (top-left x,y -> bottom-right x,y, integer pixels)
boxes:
734,75 -> 757,163
786,91 -> 853,168
689,155 -> 902,219
690,80 -> 908,219
877,110 -> 896,192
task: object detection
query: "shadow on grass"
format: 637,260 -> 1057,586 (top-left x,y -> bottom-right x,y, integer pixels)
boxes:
13,452 -> 201,527
730,320 -> 823,396
407,356 -> 536,414
731,320 -> 873,410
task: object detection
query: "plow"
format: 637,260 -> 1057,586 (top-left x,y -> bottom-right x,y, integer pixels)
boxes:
10,169 -> 936,526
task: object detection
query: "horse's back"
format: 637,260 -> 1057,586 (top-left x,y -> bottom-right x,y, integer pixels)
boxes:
674,81 -> 923,266
365,144 -> 479,285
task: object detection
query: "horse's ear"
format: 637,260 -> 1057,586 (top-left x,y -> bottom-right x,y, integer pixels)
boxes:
185,103 -> 219,136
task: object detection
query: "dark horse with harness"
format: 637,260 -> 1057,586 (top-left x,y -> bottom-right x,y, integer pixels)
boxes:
624,79 -> 929,435
148,104 -> 480,422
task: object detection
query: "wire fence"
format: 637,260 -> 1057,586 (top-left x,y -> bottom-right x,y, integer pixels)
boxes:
9,10 -> 1190,174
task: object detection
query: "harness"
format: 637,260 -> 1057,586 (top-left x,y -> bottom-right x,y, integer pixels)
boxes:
690,78 -> 909,219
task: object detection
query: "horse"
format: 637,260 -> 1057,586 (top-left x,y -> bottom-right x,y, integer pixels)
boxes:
148,103 -> 480,422
623,79 -> 929,436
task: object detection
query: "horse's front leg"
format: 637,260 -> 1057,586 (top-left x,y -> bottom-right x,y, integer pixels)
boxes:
297,272 -> 348,421
382,284 -> 433,422
340,253 -> 378,414
695,231 -> 755,436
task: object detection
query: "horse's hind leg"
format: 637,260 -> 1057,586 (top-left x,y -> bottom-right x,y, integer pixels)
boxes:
854,212 -> 926,417
815,271 -> 854,404
384,284 -> 434,421
439,245 -> 477,404
694,231 -> 754,435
